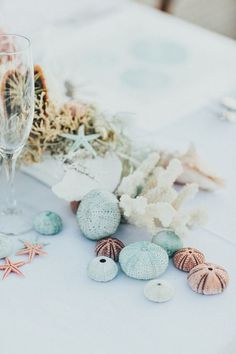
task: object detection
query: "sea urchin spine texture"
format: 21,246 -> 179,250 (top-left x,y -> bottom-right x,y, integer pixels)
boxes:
33,211 -> 63,235
173,247 -> 205,272
119,241 -> 169,280
96,237 -> 125,262
187,263 -> 229,295
77,189 -> 121,240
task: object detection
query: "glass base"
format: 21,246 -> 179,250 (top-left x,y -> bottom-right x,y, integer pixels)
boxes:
0,203 -> 36,236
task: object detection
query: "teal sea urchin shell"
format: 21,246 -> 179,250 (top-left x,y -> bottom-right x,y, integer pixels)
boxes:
33,211 -> 63,235
152,230 -> 183,257
87,256 -> 118,282
77,189 -> 121,240
119,241 -> 169,280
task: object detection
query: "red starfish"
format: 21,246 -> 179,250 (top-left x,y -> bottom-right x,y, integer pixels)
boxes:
0,258 -> 26,279
17,241 -> 48,262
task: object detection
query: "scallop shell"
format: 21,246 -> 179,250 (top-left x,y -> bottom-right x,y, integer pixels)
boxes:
119,241 -> 169,280
77,189 -> 121,240
144,279 -> 175,303
96,237 -> 125,262
173,247 -> 205,272
152,230 -> 183,257
87,256 -> 118,282
187,263 -> 229,295
52,153 -> 122,202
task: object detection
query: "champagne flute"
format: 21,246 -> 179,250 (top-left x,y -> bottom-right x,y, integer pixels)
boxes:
0,34 -> 34,235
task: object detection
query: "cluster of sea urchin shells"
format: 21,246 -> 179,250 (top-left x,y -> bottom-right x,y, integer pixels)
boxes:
173,247 -> 229,295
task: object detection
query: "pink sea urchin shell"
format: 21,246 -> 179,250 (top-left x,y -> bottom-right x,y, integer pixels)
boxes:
173,247 -> 205,272
96,237 -> 125,262
187,263 -> 229,295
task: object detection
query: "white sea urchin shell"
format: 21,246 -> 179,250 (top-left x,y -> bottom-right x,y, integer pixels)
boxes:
144,279 -> 175,302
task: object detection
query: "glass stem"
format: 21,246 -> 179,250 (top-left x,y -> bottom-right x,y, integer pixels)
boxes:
4,154 -> 17,211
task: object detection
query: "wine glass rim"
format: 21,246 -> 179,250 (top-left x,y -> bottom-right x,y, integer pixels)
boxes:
0,33 -> 31,55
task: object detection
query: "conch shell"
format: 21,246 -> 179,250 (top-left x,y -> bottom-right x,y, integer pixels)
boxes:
160,145 -> 224,192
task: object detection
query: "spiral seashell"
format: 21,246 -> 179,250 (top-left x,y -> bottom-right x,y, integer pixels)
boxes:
96,237 -> 125,262
173,247 -> 205,272
187,263 -> 229,295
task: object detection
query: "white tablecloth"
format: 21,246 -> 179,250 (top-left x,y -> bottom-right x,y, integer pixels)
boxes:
0,2 -> 236,354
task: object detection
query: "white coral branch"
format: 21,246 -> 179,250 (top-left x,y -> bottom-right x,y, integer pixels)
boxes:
187,207 -> 208,227
144,185 -> 177,204
120,194 -> 147,217
172,183 -> 198,210
118,154 -> 207,237
117,152 -> 160,197
157,158 -> 183,189
148,202 -> 175,227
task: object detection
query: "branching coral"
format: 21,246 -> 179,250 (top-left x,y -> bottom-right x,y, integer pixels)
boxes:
117,152 -> 160,197
119,155 -> 207,237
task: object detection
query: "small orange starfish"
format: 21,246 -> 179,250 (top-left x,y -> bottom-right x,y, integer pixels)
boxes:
0,258 -> 26,279
17,241 -> 48,262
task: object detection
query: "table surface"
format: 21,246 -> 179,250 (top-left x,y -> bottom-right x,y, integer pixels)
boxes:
31,2 -> 236,131
1,2 -> 236,354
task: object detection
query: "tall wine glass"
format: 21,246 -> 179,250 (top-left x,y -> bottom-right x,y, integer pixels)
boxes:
0,34 -> 34,235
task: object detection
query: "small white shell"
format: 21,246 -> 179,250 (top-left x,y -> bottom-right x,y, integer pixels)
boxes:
52,153 -> 122,202
144,279 -> 174,303
87,256 -> 118,282
0,235 -> 13,259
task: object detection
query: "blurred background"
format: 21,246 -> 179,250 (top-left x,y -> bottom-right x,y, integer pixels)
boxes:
1,0 -> 236,39
1,0 -> 236,132
142,0 -> 236,39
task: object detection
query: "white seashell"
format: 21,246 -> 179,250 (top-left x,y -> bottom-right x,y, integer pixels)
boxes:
0,235 -> 13,259
87,256 -> 118,282
144,279 -> 175,302
52,153 -> 122,202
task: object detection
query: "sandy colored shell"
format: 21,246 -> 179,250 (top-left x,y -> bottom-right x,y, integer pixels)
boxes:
144,279 -> 175,303
173,247 -> 205,272
187,263 -> 229,295
96,237 -> 125,262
